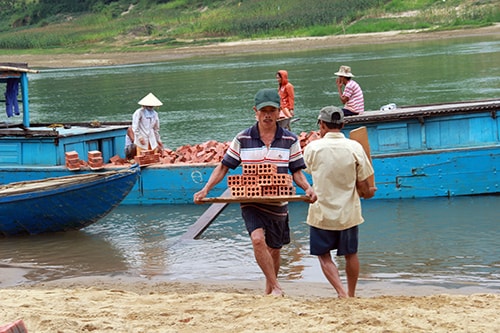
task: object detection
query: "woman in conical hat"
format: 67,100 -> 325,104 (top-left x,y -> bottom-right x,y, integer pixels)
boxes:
138,92 -> 163,107
131,93 -> 164,157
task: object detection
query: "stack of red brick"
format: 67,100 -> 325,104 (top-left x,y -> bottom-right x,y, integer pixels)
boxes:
135,149 -> 161,166
64,150 -> 104,170
227,163 -> 296,198
87,150 -> 104,169
65,151 -> 81,171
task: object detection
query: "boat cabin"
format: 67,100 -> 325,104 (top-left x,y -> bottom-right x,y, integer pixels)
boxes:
0,63 -> 127,166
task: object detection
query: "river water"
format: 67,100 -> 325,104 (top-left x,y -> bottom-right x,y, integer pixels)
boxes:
1,34 -> 499,291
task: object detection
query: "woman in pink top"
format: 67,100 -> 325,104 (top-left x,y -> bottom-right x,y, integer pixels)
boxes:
335,65 -> 364,116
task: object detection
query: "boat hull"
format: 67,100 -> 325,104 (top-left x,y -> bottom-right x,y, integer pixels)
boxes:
0,165 -> 140,236
0,100 -> 498,205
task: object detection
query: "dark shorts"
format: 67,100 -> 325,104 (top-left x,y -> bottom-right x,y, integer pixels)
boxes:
309,225 -> 359,256
342,108 -> 359,117
241,204 -> 290,249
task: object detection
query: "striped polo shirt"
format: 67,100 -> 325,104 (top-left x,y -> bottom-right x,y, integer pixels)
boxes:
343,79 -> 364,114
222,123 -> 306,173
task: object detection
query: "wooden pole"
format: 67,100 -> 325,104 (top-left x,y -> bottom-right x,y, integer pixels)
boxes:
180,188 -> 232,239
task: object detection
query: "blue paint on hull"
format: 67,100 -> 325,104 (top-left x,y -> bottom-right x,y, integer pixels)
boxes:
0,165 -> 140,235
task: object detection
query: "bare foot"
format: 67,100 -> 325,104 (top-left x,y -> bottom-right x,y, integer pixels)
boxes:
270,287 -> 284,296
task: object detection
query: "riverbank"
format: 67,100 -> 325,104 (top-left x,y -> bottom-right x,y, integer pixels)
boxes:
2,24 -> 499,69
0,276 -> 499,332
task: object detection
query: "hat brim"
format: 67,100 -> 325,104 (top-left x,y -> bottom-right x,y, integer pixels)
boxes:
334,71 -> 354,77
256,102 -> 280,110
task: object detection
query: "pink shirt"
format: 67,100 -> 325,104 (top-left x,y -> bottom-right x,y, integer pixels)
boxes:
343,80 -> 364,114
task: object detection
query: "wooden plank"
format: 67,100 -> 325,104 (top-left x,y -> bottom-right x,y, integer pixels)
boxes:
349,126 -> 375,187
199,195 -> 310,204
0,65 -> 39,74
181,188 -> 232,240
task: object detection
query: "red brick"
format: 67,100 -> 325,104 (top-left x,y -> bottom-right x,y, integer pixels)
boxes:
257,174 -> 274,186
246,186 -> 261,197
242,164 -> 258,175
65,151 -> 79,159
274,174 -> 293,186
242,175 -> 258,186
88,150 -> 102,158
262,185 -> 279,196
230,186 -> 246,197
279,186 -> 296,196
258,163 -> 277,175
227,175 -> 242,187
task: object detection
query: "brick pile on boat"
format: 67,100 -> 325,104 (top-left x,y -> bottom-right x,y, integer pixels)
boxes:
104,131 -> 321,168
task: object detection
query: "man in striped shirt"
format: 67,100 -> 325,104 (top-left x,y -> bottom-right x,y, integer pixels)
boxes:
335,65 -> 365,116
194,88 -> 317,296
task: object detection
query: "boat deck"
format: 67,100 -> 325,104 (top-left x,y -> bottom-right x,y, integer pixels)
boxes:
345,99 -> 500,124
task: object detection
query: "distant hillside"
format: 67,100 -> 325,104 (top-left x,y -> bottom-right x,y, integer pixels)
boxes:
0,0 -> 498,53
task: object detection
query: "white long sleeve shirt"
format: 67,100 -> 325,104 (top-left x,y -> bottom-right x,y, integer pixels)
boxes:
132,107 -> 162,150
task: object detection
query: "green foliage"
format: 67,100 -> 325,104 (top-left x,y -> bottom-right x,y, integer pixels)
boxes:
0,0 -> 497,51
201,0 -> 382,37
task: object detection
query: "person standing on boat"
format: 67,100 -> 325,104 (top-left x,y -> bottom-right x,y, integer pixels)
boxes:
303,106 -> 376,298
335,65 -> 364,116
5,78 -> 20,118
132,93 -> 164,156
276,70 -> 294,119
124,126 -> 137,160
193,88 -> 317,296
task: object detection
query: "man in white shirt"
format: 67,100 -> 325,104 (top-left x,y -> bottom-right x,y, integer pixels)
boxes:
303,106 -> 376,298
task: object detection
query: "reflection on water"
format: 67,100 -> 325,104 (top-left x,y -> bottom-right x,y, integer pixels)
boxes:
1,196 -> 498,290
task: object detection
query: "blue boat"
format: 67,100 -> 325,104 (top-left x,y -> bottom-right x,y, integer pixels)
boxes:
0,164 -> 140,236
1,63 -> 499,204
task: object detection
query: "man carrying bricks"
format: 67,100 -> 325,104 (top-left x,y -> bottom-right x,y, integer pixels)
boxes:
194,88 -> 317,296
303,106 -> 376,298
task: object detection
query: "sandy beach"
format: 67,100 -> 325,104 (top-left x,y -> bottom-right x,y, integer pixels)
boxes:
0,276 -> 499,332
1,26 -> 499,332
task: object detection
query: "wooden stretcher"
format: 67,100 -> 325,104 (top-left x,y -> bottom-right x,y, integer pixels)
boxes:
198,195 -> 311,204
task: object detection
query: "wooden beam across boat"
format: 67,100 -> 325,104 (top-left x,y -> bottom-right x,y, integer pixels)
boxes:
181,188 -> 232,240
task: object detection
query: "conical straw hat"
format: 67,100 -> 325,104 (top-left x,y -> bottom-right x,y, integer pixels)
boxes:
138,93 -> 163,106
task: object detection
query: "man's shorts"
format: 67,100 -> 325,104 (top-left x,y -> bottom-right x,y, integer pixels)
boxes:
241,204 -> 290,249
309,225 -> 358,256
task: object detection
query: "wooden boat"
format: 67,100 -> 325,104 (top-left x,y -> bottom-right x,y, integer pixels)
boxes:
0,164 -> 140,236
1,63 -> 499,204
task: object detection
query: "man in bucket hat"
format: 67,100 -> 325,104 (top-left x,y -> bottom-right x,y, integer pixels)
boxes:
303,106 -> 376,298
194,88 -> 317,296
131,92 -> 164,157
335,65 -> 365,116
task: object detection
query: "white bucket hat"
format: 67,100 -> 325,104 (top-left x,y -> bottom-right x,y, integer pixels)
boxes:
138,93 -> 163,107
334,65 -> 355,77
